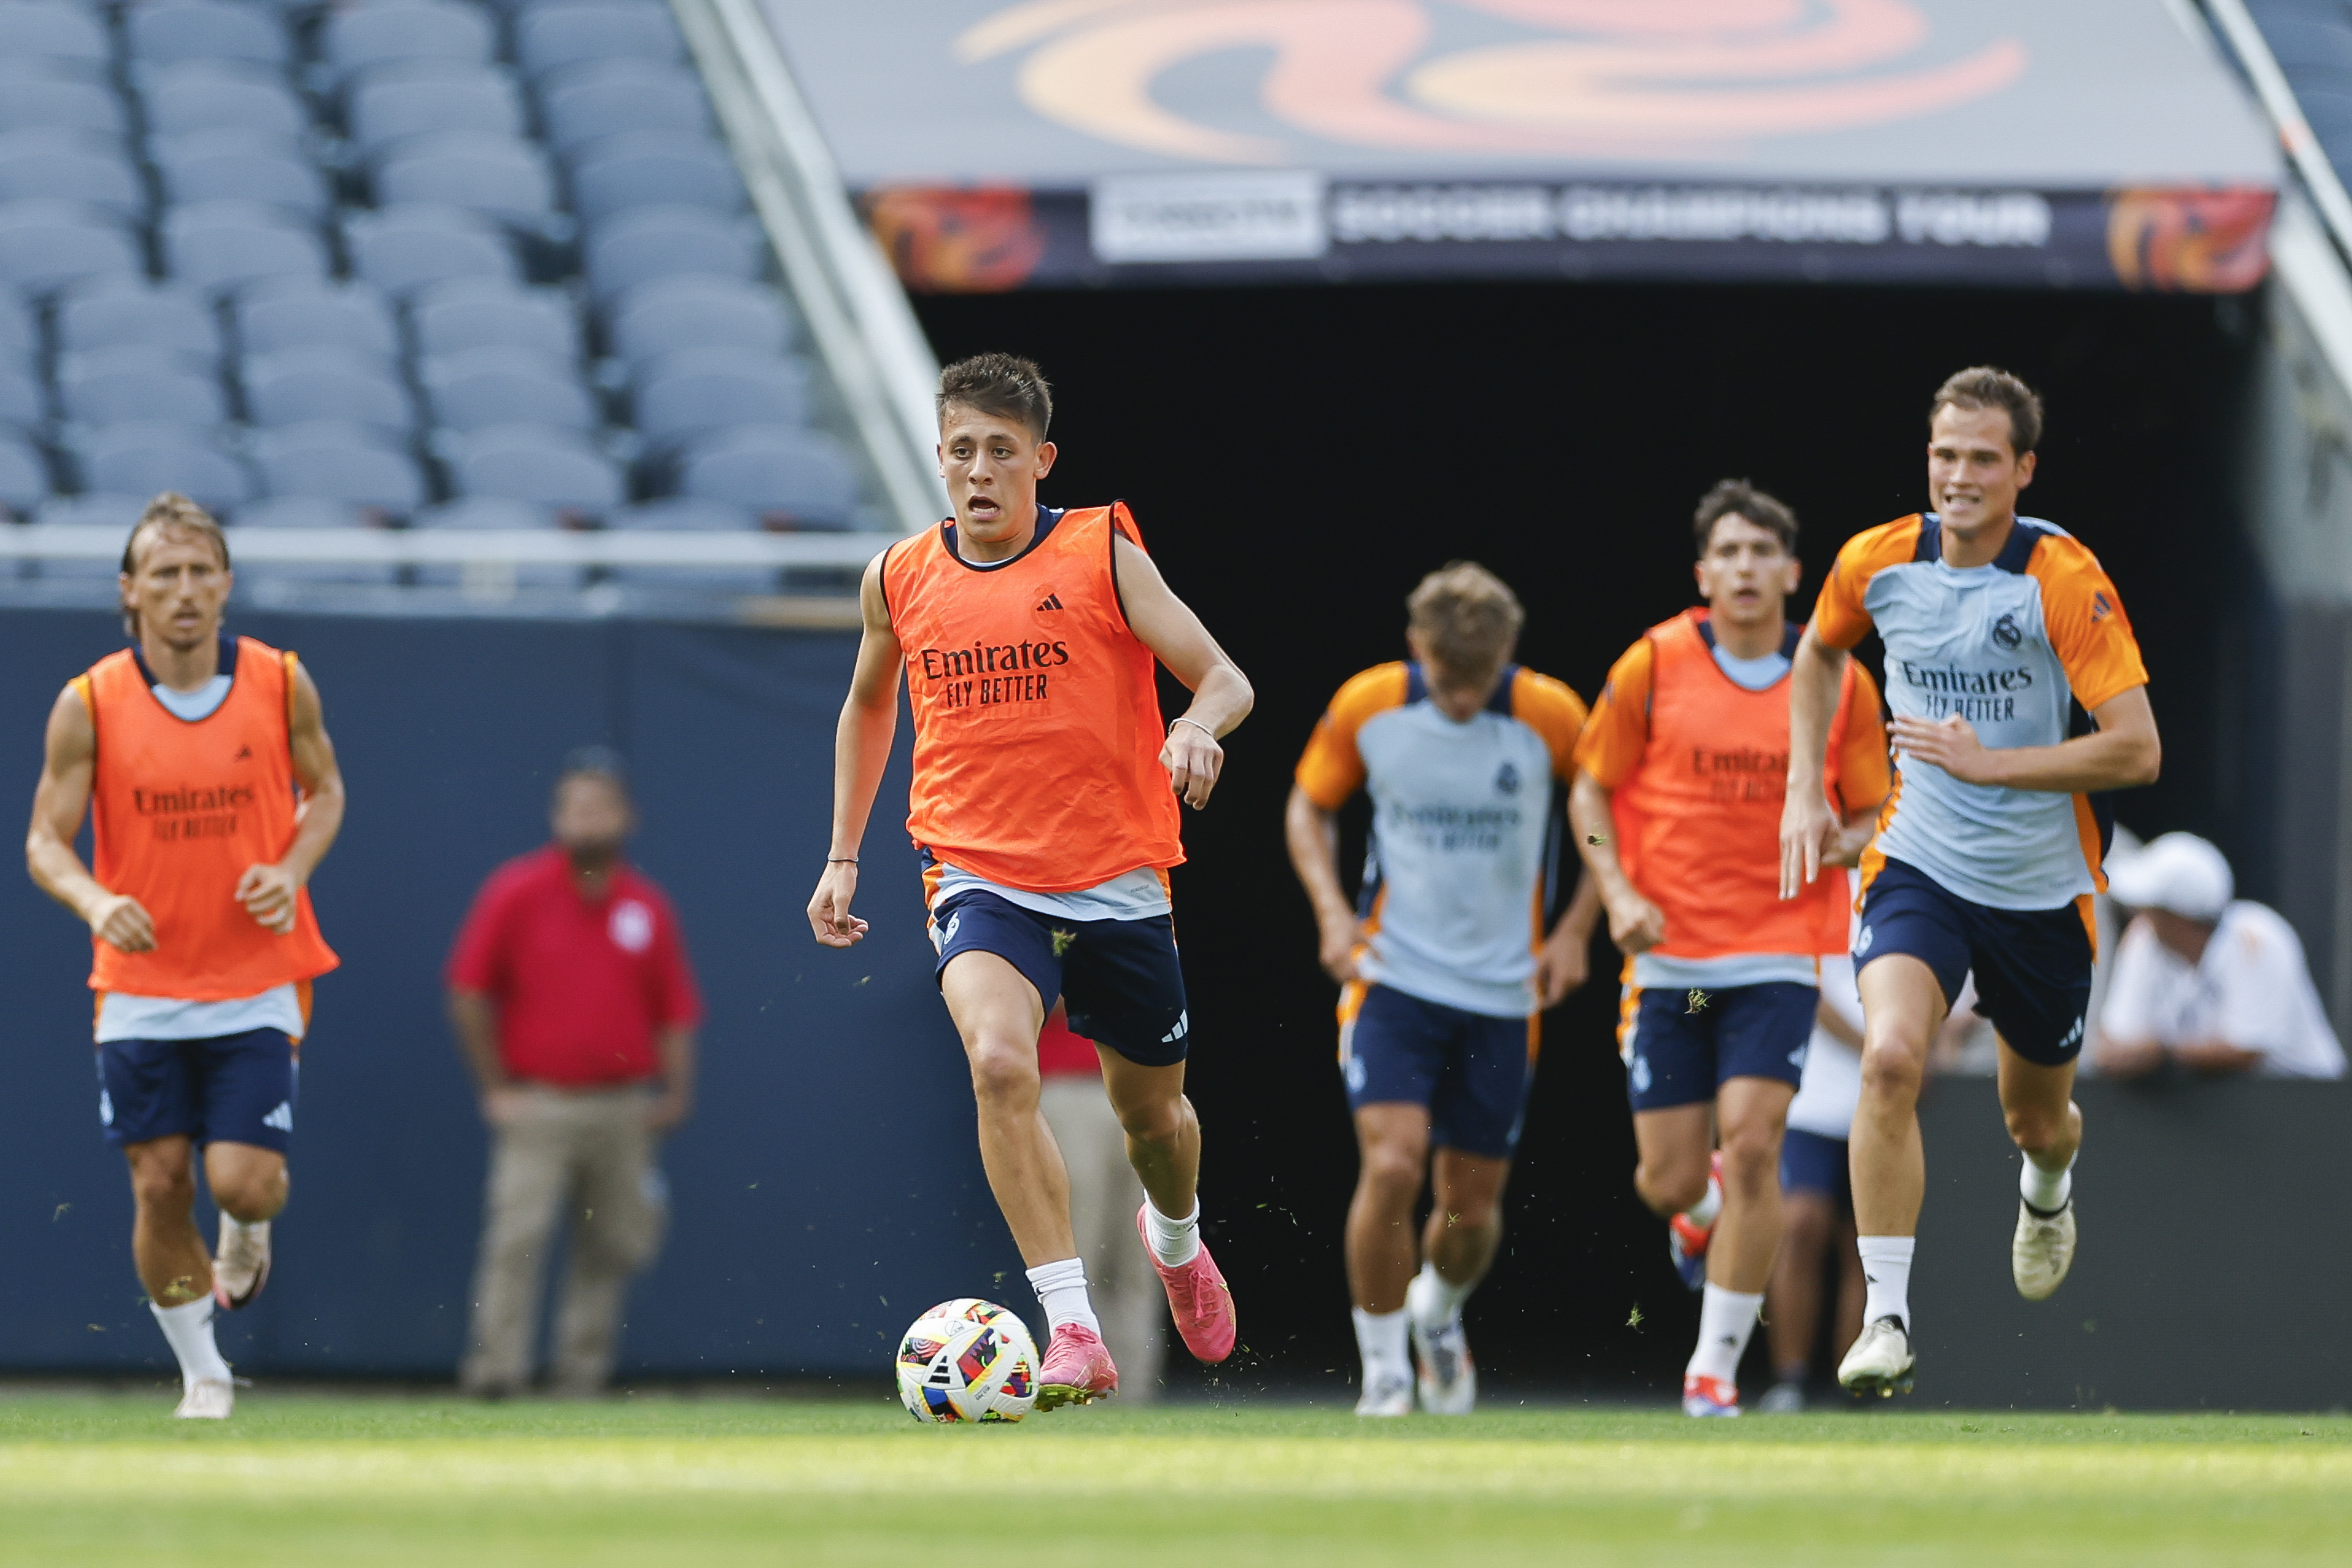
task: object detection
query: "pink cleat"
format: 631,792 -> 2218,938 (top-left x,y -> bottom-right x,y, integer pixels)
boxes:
1682,1374 -> 1741,1417
1137,1204 -> 1238,1364
1036,1322 -> 1118,1410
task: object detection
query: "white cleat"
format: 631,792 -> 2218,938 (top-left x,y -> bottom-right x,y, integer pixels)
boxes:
1354,1372 -> 1413,1418
2012,1199 -> 2076,1302
213,1218 -> 272,1311
1837,1315 -> 1916,1398
1405,1272 -> 1476,1415
174,1379 -> 234,1419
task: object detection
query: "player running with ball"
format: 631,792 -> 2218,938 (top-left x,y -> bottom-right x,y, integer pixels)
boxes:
1781,368 -> 2160,1397
808,354 -> 1250,1409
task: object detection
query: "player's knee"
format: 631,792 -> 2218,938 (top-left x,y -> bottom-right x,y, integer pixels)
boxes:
966,1037 -> 1040,1108
1358,1141 -> 1426,1205
127,1155 -> 196,1213
1858,1040 -> 1925,1105
1717,1129 -> 1780,1198
2003,1101 -> 2068,1156
1111,1090 -> 1184,1145
1633,1157 -> 1706,1217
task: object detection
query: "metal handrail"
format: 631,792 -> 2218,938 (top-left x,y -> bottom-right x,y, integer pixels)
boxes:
2203,0 -> 2352,269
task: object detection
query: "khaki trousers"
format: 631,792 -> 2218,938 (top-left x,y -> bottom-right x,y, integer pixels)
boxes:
1039,1074 -> 1168,1400
460,1083 -> 667,1396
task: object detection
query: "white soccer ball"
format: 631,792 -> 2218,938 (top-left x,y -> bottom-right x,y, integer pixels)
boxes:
895,1297 -> 1040,1423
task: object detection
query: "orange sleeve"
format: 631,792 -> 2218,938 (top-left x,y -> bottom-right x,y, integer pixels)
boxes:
1294,664 -> 1408,810
1825,660 -> 1891,816
1811,515 -> 1922,651
2028,535 -> 2149,712
1509,669 -> 1589,782
1568,638 -> 1654,790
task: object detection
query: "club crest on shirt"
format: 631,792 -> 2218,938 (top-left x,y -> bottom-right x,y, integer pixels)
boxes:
1991,612 -> 2024,650
609,899 -> 654,954
1494,761 -> 1521,796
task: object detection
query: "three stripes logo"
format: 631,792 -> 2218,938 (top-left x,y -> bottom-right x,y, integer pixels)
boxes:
1036,594 -> 1064,611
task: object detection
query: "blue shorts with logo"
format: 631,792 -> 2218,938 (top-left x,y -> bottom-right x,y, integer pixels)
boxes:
930,889 -> 1191,1067
1857,858 -> 2093,1067
1339,982 -> 1535,1160
1780,1127 -> 1851,1206
97,1028 -> 297,1152
1618,980 -> 1815,1112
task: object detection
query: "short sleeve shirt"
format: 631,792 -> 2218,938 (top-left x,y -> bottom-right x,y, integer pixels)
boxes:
2099,903 -> 2346,1078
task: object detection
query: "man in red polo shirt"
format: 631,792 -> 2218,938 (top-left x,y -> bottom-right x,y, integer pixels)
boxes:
446,749 -> 701,1397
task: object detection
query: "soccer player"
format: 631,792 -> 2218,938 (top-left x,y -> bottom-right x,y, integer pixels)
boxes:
1780,367 -> 2161,1397
1286,563 -> 1596,1417
25,494 -> 345,1420
1571,481 -> 1889,1417
807,354 -> 1251,1409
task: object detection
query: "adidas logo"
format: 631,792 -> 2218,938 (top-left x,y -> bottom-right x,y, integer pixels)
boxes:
262,1101 -> 293,1132
1036,594 -> 1064,611
234,745 -> 253,761
1161,1009 -> 1189,1044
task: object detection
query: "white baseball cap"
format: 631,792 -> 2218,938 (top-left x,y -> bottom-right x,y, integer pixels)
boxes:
2106,831 -> 2234,922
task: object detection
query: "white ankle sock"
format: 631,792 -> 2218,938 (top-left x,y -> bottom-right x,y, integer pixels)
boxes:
1684,1284 -> 1762,1384
1408,1261 -> 1473,1330
1680,1176 -> 1722,1230
1141,1198 -> 1201,1267
1025,1257 -> 1100,1334
1351,1306 -> 1408,1384
1858,1235 -> 1916,1330
2021,1154 -> 2074,1213
149,1295 -> 233,1389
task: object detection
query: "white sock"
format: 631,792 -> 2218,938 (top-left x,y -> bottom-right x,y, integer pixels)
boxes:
1408,1260 -> 1473,1330
1141,1197 -> 1201,1267
2021,1153 -> 2074,1213
1684,1284 -> 1762,1384
1858,1235 -> 1916,1330
1351,1306 -> 1408,1384
149,1295 -> 233,1389
1680,1176 -> 1722,1230
1025,1256 -> 1100,1335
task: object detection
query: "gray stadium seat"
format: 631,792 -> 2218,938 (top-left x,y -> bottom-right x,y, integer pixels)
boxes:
252,420 -> 426,507
344,204 -> 517,296
232,494 -> 402,587
0,432 -> 47,512
413,495 -> 556,528
125,0 -> 289,67
515,1 -> 684,79
610,496 -> 753,530
0,201 -> 140,294
632,347 -> 809,447
242,346 -> 414,432
162,201 -> 330,295
0,362 -> 42,428
71,423 -> 254,510
678,425 -> 857,527
237,495 -> 364,527
152,130 -> 331,217
58,346 -> 227,426
0,288 -> 33,358
236,277 -> 400,362
57,279 -> 223,364
584,207 -> 758,300
538,60 -> 711,155
348,64 -> 525,154
136,63 -> 308,139
0,130 -> 144,220
607,275 -> 793,369
374,132 -> 557,227
420,346 -> 596,432
0,2 -> 110,67
0,62 -> 127,138
605,495 -> 776,588
37,493 -> 146,528
567,130 -> 745,225
409,277 -> 579,362
325,1 -> 494,83
445,424 -> 622,508
2265,18 -> 2352,77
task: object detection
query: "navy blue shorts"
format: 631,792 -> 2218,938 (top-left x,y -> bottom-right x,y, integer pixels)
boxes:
1857,858 -> 2093,1067
1780,1127 -> 1851,1206
1339,982 -> 1533,1160
1618,980 -> 1814,1112
931,889 -> 1190,1067
97,1028 -> 297,1152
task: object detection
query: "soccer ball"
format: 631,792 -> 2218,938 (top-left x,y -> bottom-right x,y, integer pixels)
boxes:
895,1298 -> 1039,1423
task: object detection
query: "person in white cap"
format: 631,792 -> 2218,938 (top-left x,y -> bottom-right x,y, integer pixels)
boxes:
2094,833 -> 2344,1080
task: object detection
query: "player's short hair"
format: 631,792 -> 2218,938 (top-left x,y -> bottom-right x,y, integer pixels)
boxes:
1930,365 -> 2043,456
554,745 -> 632,807
1406,561 -> 1523,685
936,352 -> 1052,441
1692,479 -> 1798,558
118,492 -> 230,639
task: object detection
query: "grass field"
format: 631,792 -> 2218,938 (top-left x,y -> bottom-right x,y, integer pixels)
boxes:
0,1389 -> 2344,1566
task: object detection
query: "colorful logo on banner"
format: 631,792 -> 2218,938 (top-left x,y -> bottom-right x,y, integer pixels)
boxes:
865,186 -> 1052,292
2106,187 -> 2276,293
953,0 -> 2028,163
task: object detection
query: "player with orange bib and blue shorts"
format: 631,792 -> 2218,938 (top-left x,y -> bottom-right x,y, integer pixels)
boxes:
26,494 -> 346,1421
1782,369 -> 2159,1398
1571,481 -> 1889,1417
807,354 -> 1252,1408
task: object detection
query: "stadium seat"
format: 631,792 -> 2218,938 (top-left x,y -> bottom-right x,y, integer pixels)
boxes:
0,130 -> 144,220
233,494 -> 404,589
0,61 -> 128,138
515,1 -> 684,80
0,2 -> 110,68
348,64 -> 525,155
324,0 -> 495,84
151,130 -> 331,217
344,204 -> 517,297
537,60 -> 711,155
57,346 -> 228,426
124,0 -> 290,68
2264,18 -> 2352,79
565,130 -> 745,225
610,495 -> 754,530
242,347 -> 415,433
0,201 -> 140,294
57,279 -> 223,364
413,495 -> 558,528
0,362 -> 42,429
36,493 -> 146,528
0,288 -> 30,359
444,424 -> 623,509
607,276 -> 795,369
162,201 -> 330,296
134,62 -> 308,139
632,347 -> 809,447
583,207 -> 758,300
420,346 -> 598,432
236,495 -> 365,528
678,425 -> 858,528
0,432 -> 48,513
69,423 -> 254,510
409,277 -> 581,363
374,132 -> 558,227
235,277 -> 401,363
251,420 -> 426,507
605,495 -> 777,588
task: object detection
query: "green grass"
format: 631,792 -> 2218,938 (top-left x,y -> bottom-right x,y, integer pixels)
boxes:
0,1390 -> 2346,1566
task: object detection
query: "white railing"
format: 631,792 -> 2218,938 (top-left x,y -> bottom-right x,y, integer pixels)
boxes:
2204,0 -> 2352,266
0,525 -> 890,570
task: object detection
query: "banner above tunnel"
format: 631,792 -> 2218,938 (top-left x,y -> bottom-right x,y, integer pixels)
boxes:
762,0 -> 2283,292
